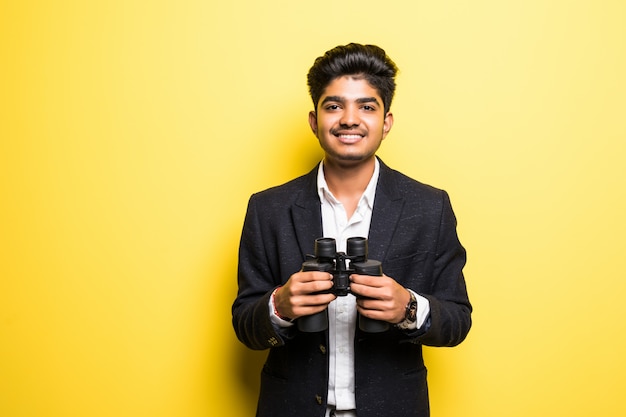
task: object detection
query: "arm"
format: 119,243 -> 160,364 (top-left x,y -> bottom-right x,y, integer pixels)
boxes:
412,191 -> 472,347
354,189 -> 471,346
231,195 -> 335,350
231,196 -> 292,350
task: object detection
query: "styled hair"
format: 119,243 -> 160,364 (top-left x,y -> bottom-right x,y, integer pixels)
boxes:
307,43 -> 399,113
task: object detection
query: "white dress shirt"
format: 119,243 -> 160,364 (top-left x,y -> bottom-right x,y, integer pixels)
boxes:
270,158 -> 430,412
318,160 -> 376,410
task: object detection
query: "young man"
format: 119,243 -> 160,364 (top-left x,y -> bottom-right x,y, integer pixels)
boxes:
232,43 -> 472,417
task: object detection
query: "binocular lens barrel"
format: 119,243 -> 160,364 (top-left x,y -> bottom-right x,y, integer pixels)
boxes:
346,237 -> 367,257
315,237 -> 368,257
314,238 -> 337,258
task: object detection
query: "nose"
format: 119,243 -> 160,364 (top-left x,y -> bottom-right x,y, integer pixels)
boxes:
339,105 -> 359,127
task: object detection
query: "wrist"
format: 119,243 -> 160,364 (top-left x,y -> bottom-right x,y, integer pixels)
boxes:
272,286 -> 294,322
395,289 -> 418,329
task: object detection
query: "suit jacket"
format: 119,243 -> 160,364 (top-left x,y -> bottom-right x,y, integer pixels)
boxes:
232,159 -> 472,417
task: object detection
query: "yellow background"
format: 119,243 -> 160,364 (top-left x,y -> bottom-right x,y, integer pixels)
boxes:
2,1 -> 625,416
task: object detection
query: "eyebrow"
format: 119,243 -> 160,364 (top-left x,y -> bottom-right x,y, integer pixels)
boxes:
320,96 -> 381,106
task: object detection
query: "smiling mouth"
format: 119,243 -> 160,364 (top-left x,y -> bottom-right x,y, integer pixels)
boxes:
336,134 -> 363,145
333,131 -> 365,143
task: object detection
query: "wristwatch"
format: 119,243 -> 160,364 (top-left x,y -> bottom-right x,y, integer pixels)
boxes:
404,290 -> 418,323
394,289 -> 418,330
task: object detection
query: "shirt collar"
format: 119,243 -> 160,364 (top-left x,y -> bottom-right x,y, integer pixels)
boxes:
317,158 -> 380,210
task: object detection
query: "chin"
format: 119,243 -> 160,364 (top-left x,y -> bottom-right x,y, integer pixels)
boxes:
328,154 -> 375,167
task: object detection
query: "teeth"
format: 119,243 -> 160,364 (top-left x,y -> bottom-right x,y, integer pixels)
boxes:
339,135 -> 361,139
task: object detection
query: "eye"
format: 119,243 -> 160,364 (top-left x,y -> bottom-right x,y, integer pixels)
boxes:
325,104 -> 341,111
361,105 -> 376,111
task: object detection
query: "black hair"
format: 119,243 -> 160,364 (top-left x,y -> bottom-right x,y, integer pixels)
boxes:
307,43 -> 399,113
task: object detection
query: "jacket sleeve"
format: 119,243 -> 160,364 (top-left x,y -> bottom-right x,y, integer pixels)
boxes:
409,191 -> 472,347
231,195 -> 296,350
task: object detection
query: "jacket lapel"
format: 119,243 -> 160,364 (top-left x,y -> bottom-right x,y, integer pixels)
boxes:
290,160 -> 404,263
292,167 -> 323,259
367,160 -> 404,263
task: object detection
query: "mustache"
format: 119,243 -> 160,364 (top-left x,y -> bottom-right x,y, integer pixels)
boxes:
330,128 -> 366,136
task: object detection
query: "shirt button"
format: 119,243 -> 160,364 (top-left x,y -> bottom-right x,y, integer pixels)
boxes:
315,395 -> 323,405
319,344 -> 327,354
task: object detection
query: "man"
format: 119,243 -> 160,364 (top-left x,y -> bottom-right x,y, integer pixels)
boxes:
232,43 -> 472,417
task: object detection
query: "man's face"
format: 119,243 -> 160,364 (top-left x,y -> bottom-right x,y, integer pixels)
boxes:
309,75 -> 393,168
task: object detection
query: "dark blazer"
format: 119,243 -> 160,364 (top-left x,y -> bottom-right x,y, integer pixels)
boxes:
232,159 -> 472,417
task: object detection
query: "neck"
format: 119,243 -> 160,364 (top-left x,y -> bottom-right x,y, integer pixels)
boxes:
322,156 -> 376,201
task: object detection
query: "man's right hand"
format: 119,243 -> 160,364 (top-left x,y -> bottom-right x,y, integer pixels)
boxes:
273,271 -> 336,320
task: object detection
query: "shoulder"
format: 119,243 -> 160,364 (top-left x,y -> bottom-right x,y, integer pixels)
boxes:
378,160 -> 448,203
248,166 -> 318,207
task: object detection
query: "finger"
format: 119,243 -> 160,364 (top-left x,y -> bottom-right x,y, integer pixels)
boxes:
289,278 -> 334,298
355,305 -> 392,322
292,302 -> 334,318
356,297 -> 393,311
297,271 -> 333,283
300,293 -> 337,307
290,294 -> 336,316
350,281 -> 384,299
311,271 -> 334,281
350,273 -> 387,287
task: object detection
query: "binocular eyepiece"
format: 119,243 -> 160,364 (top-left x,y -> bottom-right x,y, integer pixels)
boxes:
297,237 -> 389,333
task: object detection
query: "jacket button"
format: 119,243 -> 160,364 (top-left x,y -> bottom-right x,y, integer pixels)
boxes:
319,344 -> 327,354
315,394 -> 323,405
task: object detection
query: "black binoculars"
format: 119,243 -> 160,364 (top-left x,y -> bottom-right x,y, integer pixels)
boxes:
297,237 -> 389,333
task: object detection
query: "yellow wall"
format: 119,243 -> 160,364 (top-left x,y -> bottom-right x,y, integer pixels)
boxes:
2,1 -> 625,416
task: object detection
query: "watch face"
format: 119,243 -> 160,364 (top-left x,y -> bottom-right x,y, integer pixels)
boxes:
407,299 -> 417,322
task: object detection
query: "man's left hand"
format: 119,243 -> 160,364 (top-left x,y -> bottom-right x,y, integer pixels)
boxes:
349,274 -> 410,324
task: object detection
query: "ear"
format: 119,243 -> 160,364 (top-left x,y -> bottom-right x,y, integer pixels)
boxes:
308,110 -> 318,136
382,112 -> 394,139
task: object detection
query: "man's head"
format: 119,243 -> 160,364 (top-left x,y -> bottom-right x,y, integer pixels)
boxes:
306,44 -> 398,168
307,43 -> 398,114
